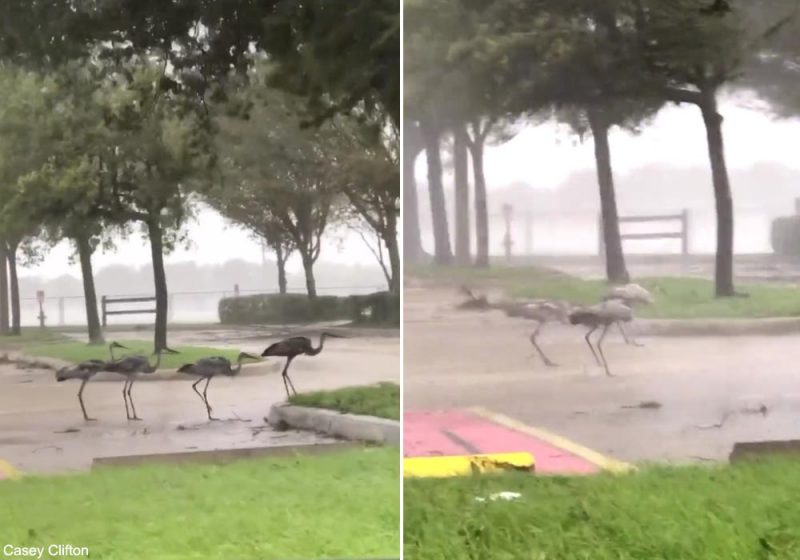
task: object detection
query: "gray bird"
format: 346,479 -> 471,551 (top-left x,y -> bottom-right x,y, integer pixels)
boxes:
604,283 -> 654,346
492,299 -> 570,367
103,349 -> 174,420
261,333 -> 344,398
177,352 -> 260,420
53,341 -> 131,421
568,300 -> 633,376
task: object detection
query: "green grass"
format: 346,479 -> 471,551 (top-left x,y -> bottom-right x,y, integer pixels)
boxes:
23,340 -> 254,369
405,459 -> 800,559
1,447 -> 399,560
289,382 -> 400,420
410,265 -> 800,319
0,328 -> 70,350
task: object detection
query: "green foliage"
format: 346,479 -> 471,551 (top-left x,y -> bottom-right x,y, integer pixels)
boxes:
289,382 -> 400,420
218,294 -> 351,325
0,447 -> 399,559
771,215 -> 800,256
406,459 -> 800,559
349,291 -> 401,326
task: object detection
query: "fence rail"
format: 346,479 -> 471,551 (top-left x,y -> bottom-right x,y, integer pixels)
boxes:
598,210 -> 690,256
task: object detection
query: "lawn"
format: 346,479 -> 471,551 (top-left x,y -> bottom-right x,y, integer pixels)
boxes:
22,339 -> 255,369
0,447 -> 399,560
404,459 -> 800,559
411,265 -> 800,319
289,382 -> 400,420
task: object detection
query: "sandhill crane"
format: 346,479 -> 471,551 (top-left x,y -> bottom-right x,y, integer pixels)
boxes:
103,349 -> 173,420
491,299 -> 570,367
604,283 -> 654,346
568,300 -> 633,376
53,341 -> 131,421
261,333 -> 344,398
177,352 -> 260,420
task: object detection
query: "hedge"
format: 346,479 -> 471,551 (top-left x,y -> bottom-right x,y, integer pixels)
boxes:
219,294 -> 349,324
218,291 -> 400,326
771,215 -> 800,256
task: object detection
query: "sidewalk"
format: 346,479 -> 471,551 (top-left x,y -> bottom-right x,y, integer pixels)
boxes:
404,408 -> 632,475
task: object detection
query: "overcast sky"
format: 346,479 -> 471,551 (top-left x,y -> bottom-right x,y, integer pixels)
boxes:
22,207 -> 377,279
415,91 -> 800,190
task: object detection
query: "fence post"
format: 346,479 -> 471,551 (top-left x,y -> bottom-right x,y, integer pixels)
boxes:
234,284 -> 240,297
502,204 -> 513,262
101,296 -> 107,327
681,209 -> 690,256
58,298 -> 65,326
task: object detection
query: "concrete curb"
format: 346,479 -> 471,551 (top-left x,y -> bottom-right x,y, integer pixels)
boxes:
4,351 -> 279,381
636,317 -> 800,337
268,404 -> 400,446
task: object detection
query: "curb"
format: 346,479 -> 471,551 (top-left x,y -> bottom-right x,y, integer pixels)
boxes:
269,404 -> 400,446
0,459 -> 22,480
469,407 -> 635,474
636,317 -> 800,337
403,452 -> 534,478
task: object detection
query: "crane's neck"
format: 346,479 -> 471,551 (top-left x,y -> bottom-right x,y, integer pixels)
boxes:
232,358 -> 245,375
309,333 -> 326,356
109,344 -> 117,362
148,351 -> 162,372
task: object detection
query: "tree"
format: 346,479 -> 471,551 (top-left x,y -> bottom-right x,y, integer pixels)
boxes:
214,87 -> 341,298
403,117 -> 426,264
331,116 -> 401,293
452,125 -> 471,265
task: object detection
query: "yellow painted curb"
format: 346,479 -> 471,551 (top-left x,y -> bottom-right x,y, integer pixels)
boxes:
469,407 -> 635,474
0,459 -> 22,480
404,452 -> 535,478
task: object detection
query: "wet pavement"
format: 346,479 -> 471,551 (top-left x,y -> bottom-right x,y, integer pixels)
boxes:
404,285 -> 800,465
0,331 -> 399,474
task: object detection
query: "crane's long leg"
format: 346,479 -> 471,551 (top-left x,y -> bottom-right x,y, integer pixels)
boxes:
618,321 -> 644,347
191,377 -> 208,417
584,326 -> 601,366
77,378 -> 96,422
597,324 -> 614,377
127,377 -> 142,421
202,377 -> 218,421
529,322 -> 557,367
281,356 -> 298,398
122,378 -> 131,420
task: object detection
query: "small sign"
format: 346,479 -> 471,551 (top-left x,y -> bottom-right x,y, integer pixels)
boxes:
36,290 -> 45,304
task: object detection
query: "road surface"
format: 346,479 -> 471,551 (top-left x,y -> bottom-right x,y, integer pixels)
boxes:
404,285 -> 800,465
0,330 -> 399,474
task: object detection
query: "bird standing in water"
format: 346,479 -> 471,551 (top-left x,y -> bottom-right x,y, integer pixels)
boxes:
261,333 -> 343,398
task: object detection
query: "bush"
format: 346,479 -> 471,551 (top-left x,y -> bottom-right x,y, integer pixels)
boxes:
218,294 -> 350,325
348,291 -> 400,326
771,215 -> 800,256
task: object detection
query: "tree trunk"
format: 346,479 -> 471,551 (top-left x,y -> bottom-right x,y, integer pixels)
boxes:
468,140 -> 490,268
403,120 -> 425,264
0,240 -> 8,335
384,210 -> 401,294
147,218 -> 170,351
275,245 -> 288,295
588,108 -> 630,285
76,235 -> 104,344
300,251 -> 318,298
6,245 -> 20,335
420,119 -> 453,266
453,125 -> 471,266
700,90 -> 735,297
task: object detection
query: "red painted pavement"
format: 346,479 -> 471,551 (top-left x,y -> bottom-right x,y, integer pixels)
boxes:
404,409 -> 600,475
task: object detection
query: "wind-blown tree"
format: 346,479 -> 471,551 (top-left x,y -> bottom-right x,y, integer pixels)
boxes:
96,60 -> 212,351
632,0 -> 756,296
214,87 -> 342,298
330,116 -> 400,293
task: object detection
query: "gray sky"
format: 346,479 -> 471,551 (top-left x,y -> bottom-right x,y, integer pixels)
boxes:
415,92 -> 800,190
22,206 -> 377,279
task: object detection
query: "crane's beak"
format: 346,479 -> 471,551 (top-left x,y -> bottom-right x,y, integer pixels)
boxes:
324,332 -> 345,338
240,352 -> 259,361
111,341 -> 129,349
